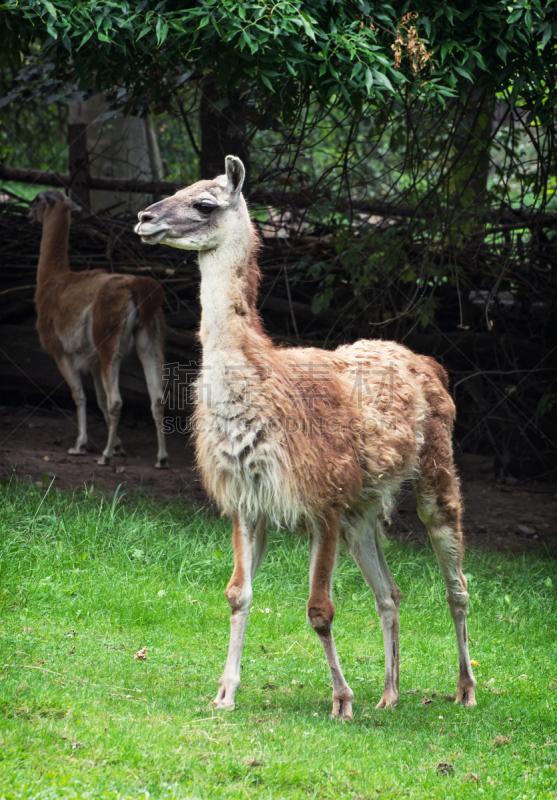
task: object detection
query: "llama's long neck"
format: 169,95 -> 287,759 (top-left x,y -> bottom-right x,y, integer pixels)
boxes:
37,207 -> 71,287
198,200 -> 268,364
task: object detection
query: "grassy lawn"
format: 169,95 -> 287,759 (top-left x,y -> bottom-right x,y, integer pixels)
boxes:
0,481 -> 555,799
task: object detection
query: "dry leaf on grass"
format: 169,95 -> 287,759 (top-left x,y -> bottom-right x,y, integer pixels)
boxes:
494,734 -> 512,746
243,758 -> 263,767
470,660 -> 480,666
422,695 -> 433,705
436,762 -> 454,775
134,647 -> 147,661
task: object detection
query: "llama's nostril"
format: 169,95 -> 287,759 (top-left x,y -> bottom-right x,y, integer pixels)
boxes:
138,210 -> 155,223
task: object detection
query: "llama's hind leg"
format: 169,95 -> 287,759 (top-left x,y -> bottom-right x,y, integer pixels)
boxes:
346,512 -> 401,709
214,514 -> 267,710
307,511 -> 353,720
91,363 -> 125,455
414,467 -> 476,707
97,357 -> 123,466
134,321 -> 168,469
56,355 -> 87,455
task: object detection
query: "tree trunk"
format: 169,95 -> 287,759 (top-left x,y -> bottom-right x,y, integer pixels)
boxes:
69,94 -> 164,215
449,89 -> 495,227
199,76 -> 250,182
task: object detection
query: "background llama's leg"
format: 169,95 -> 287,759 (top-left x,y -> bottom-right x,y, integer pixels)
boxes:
214,514 -> 267,710
91,363 -> 125,455
57,355 -> 87,455
134,320 -> 168,469
414,427 -> 476,706
307,512 -> 353,720
346,511 -> 401,708
97,357 -> 124,466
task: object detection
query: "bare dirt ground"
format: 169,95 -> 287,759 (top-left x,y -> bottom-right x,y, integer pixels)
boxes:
1,403 -> 555,554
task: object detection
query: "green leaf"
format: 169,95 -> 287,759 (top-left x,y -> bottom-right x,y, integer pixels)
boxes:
364,67 -> 373,93
454,66 -> 473,82
507,8 -> 523,23
471,50 -> 487,70
541,24 -> 552,50
312,289 -> 333,315
42,1 -> 58,19
260,73 -> 274,92
299,10 -> 316,42
371,69 -> 393,92
156,16 -> 168,45
78,29 -> 93,48
351,60 -> 363,80
496,42 -> 508,64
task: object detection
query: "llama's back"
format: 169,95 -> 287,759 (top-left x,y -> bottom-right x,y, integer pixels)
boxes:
331,338 -> 456,507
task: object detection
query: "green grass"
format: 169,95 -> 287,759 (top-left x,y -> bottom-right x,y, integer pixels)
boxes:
0,481 -> 556,800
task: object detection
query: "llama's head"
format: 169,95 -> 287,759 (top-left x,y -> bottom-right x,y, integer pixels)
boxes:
28,190 -> 81,223
135,156 -> 247,250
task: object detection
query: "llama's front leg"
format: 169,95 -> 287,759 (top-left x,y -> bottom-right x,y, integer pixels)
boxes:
308,513 -> 353,720
348,522 -> 401,709
57,356 -> 88,455
214,514 -> 267,710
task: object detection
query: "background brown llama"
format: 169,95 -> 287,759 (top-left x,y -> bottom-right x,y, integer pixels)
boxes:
31,189 -> 168,468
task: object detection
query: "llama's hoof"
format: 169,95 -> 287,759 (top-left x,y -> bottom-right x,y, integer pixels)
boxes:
212,698 -> 235,711
213,700 -> 235,711
212,684 -> 236,710
376,689 -> 399,709
68,445 -> 86,455
155,457 -> 168,469
97,455 -> 111,466
330,692 -> 353,721
456,688 -> 477,707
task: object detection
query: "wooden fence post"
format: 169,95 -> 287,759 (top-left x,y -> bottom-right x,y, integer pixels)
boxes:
68,123 -> 90,211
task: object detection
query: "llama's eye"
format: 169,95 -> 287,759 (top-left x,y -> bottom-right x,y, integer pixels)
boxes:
194,201 -> 217,214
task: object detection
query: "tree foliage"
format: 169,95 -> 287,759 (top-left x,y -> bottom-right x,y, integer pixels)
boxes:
1,0 -> 556,121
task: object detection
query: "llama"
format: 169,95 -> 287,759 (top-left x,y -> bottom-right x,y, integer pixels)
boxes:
135,157 -> 476,719
30,190 -> 168,468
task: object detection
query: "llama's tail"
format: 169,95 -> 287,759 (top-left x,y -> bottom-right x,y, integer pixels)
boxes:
421,355 -> 450,390
130,276 -> 165,327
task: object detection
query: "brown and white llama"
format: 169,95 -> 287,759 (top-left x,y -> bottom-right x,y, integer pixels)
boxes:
135,157 -> 476,719
30,189 -> 168,468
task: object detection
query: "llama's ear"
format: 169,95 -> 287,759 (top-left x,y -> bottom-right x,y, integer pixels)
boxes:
225,156 -> 245,197
65,196 -> 82,214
